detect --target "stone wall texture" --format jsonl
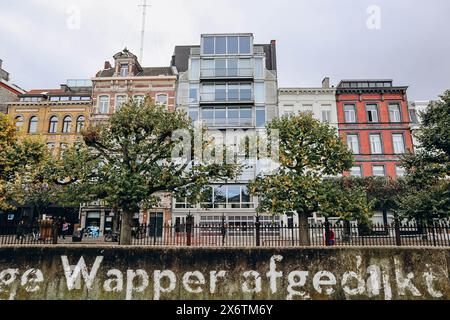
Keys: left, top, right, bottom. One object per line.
{"left": 0, "top": 246, "right": 448, "bottom": 300}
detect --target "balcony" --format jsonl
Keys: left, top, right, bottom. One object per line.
{"left": 201, "top": 107, "right": 254, "bottom": 128}
{"left": 200, "top": 68, "right": 254, "bottom": 79}
{"left": 200, "top": 92, "right": 254, "bottom": 104}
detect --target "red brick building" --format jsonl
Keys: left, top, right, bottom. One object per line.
{"left": 336, "top": 80, "right": 413, "bottom": 178}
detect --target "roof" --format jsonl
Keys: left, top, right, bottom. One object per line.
{"left": 96, "top": 66, "right": 174, "bottom": 78}
{"left": 26, "top": 89, "right": 65, "bottom": 95}
{"left": 0, "top": 79, "right": 26, "bottom": 95}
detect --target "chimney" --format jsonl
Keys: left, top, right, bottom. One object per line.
{"left": 322, "top": 77, "right": 330, "bottom": 88}
{"left": 270, "top": 40, "right": 277, "bottom": 71}
{"left": 104, "top": 61, "right": 112, "bottom": 69}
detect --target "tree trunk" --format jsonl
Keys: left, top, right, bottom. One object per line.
{"left": 298, "top": 212, "right": 310, "bottom": 246}
{"left": 120, "top": 211, "right": 132, "bottom": 245}
{"left": 113, "top": 208, "right": 120, "bottom": 233}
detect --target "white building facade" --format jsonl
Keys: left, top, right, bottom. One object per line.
{"left": 278, "top": 78, "right": 338, "bottom": 128}
{"left": 408, "top": 100, "right": 430, "bottom": 150}
{"left": 170, "top": 33, "right": 282, "bottom": 227}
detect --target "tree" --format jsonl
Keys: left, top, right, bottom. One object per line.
{"left": 0, "top": 114, "right": 46, "bottom": 211}
{"left": 47, "top": 98, "right": 241, "bottom": 245}
{"left": 249, "top": 113, "right": 365, "bottom": 245}
{"left": 399, "top": 90, "right": 450, "bottom": 221}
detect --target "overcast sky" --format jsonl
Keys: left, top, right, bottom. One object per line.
{"left": 1, "top": 0, "right": 449, "bottom": 100}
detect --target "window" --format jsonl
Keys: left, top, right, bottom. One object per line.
{"left": 239, "top": 59, "right": 251, "bottom": 77}
{"left": 203, "top": 37, "right": 215, "bottom": 54}
{"left": 227, "top": 36, "right": 239, "bottom": 54}
{"left": 28, "top": 116, "right": 38, "bottom": 133}
{"left": 283, "top": 105, "right": 294, "bottom": 117}
{"left": 98, "top": 96, "right": 109, "bottom": 114}
{"left": 215, "top": 59, "right": 227, "bottom": 77}
{"left": 203, "top": 35, "right": 252, "bottom": 55}
{"left": 205, "top": 185, "right": 254, "bottom": 209}
{"left": 49, "top": 116, "right": 58, "bottom": 133}
{"left": 115, "top": 95, "right": 127, "bottom": 111}
{"left": 50, "top": 97, "right": 60, "bottom": 102}
{"left": 350, "top": 166, "right": 362, "bottom": 177}
{"left": 366, "top": 104, "right": 379, "bottom": 123}
{"left": 189, "top": 84, "right": 199, "bottom": 104}
{"left": 254, "top": 82, "right": 265, "bottom": 104}
{"left": 239, "top": 36, "right": 251, "bottom": 54}
{"left": 120, "top": 64, "right": 129, "bottom": 77}
{"left": 347, "top": 135, "right": 360, "bottom": 154}
{"left": 254, "top": 58, "right": 264, "bottom": 78}
{"left": 372, "top": 165, "right": 386, "bottom": 177}
{"left": 134, "top": 95, "right": 145, "bottom": 106}
{"left": 344, "top": 104, "right": 356, "bottom": 123}
{"left": 396, "top": 166, "right": 406, "bottom": 177}
{"left": 409, "top": 109, "right": 419, "bottom": 124}
{"left": 15, "top": 116, "right": 24, "bottom": 128}
{"left": 189, "top": 107, "right": 199, "bottom": 123}
{"left": 392, "top": 134, "right": 405, "bottom": 154}
{"left": 190, "top": 59, "right": 200, "bottom": 80}
{"left": 156, "top": 94, "right": 168, "bottom": 107}
{"left": 76, "top": 116, "right": 85, "bottom": 133}
{"left": 201, "top": 107, "right": 253, "bottom": 127}
{"left": 370, "top": 134, "right": 383, "bottom": 154}
{"left": 60, "top": 97, "right": 70, "bottom": 101}
{"left": 201, "top": 83, "right": 253, "bottom": 102}
{"left": 389, "top": 104, "right": 401, "bottom": 123}
{"left": 322, "top": 110, "right": 331, "bottom": 123}
{"left": 256, "top": 107, "right": 266, "bottom": 128}
{"left": 62, "top": 116, "right": 72, "bottom": 133}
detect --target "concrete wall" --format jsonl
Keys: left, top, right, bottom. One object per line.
{"left": 0, "top": 246, "right": 448, "bottom": 300}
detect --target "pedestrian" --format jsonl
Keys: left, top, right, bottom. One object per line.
{"left": 329, "top": 229, "right": 335, "bottom": 246}
{"left": 62, "top": 219, "right": 70, "bottom": 240}
{"left": 16, "top": 219, "right": 25, "bottom": 240}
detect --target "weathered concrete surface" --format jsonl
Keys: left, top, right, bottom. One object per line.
{"left": 0, "top": 246, "right": 448, "bottom": 300}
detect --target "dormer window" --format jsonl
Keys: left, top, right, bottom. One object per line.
{"left": 120, "top": 63, "right": 129, "bottom": 77}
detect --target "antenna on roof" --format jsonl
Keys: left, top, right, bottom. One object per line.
{"left": 138, "top": 0, "right": 151, "bottom": 64}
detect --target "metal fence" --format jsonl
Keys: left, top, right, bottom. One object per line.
{"left": 131, "top": 220, "right": 450, "bottom": 248}
{"left": 1, "top": 220, "right": 449, "bottom": 247}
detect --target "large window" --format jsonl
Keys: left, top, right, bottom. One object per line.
{"left": 28, "top": 116, "right": 38, "bottom": 133}
{"left": 188, "top": 107, "right": 199, "bottom": 123}
{"left": 76, "top": 116, "right": 85, "bottom": 133}
{"left": 201, "top": 58, "right": 252, "bottom": 78}
{"left": 15, "top": 116, "right": 24, "bottom": 129}
{"left": 322, "top": 110, "right": 331, "bottom": 123}
{"left": 200, "top": 185, "right": 254, "bottom": 209}
{"left": 120, "top": 64, "right": 129, "bottom": 77}
{"left": 344, "top": 104, "right": 356, "bottom": 123}
{"left": 254, "top": 82, "right": 265, "bottom": 104}
{"left": 189, "top": 84, "right": 199, "bottom": 104}
{"left": 256, "top": 107, "right": 266, "bottom": 128}
{"left": 254, "top": 57, "right": 264, "bottom": 78}
{"left": 350, "top": 166, "right": 363, "bottom": 177}
{"left": 49, "top": 116, "right": 58, "bottom": 133}
{"left": 190, "top": 59, "right": 200, "bottom": 80}
{"left": 366, "top": 104, "right": 379, "bottom": 123}
{"left": 202, "top": 35, "right": 252, "bottom": 55}
{"left": 115, "top": 95, "right": 127, "bottom": 111}
{"left": 389, "top": 104, "right": 402, "bottom": 123}
{"left": 347, "top": 134, "right": 360, "bottom": 154}
{"left": 201, "top": 83, "right": 252, "bottom": 102}
{"left": 370, "top": 134, "right": 383, "bottom": 154}
{"left": 156, "top": 94, "right": 168, "bottom": 107}
{"left": 98, "top": 96, "right": 109, "bottom": 114}
{"left": 392, "top": 134, "right": 405, "bottom": 154}
{"left": 201, "top": 107, "right": 252, "bottom": 127}
{"left": 372, "top": 165, "right": 386, "bottom": 177}
{"left": 62, "top": 116, "right": 72, "bottom": 133}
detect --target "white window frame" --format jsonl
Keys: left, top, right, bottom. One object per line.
{"left": 370, "top": 134, "right": 383, "bottom": 155}
{"left": 98, "top": 95, "right": 110, "bottom": 114}
{"left": 392, "top": 134, "right": 406, "bottom": 154}
{"left": 347, "top": 134, "right": 360, "bottom": 154}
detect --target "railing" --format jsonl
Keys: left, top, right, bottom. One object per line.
{"left": 131, "top": 220, "right": 450, "bottom": 247}
{"left": 200, "top": 68, "right": 254, "bottom": 78}
{"left": 201, "top": 118, "right": 253, "bottom": 127}
{"left": 0, "top": 223, "right": 56, "bottom": 245}
{"left": 200, "top": 92, "right": 253, "bottom": 103}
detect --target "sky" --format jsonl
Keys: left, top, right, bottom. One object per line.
{"left": 0, "top": 0, "right": 449, "bottom": 101}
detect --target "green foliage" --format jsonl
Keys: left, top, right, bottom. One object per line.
{"left": 0, "top": 114, "right": 46, "bottom": 210}
{"left": 249, "top": 113, "right": 370, "bottom": 223}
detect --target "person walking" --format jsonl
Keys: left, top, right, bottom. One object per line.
{"left": 61, "top": 219, "right": 70, "bottom": 240}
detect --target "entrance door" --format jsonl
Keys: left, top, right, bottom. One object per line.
{"left": 148, "top": 213, "right": 164, "bottom": 237}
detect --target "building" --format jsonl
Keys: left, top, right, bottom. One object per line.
{"left": 336, "top": 80, "right": 413, "bottom": 178}
{"left": 7, "top": 80, "right": 92, "bottom": 155}
{"left": 278, "top": 77, "right": 338, "bottom": 128}
{"left": 0, "top": 59, "right": 25, "bottom": 113}
{"left": 90, "top": 48, "right": 177, "bottom": 124}
{"left": 80, "top": 48, "right": 177, "bottom": 234}
{"left": 408, "top": 100, "right": 430, "bottom": 149}
{"left": 5, "top": 80, "right": 92, "bottom": 225}
{"left": 170, "top": 33, "right": 279, "bottom": 227}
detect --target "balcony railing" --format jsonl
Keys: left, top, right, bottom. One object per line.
{"left": 200, "top": 92, "right": 253, "bottom": 103}
{"left": 202, "top": 118, "right": 253, "bottom": 127}
{"left": 200, "top": 68, "right": 254, "bottom": 78}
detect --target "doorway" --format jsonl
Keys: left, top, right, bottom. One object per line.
{"left": 148, "top": 212, "right": 164, "bottom": 237}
